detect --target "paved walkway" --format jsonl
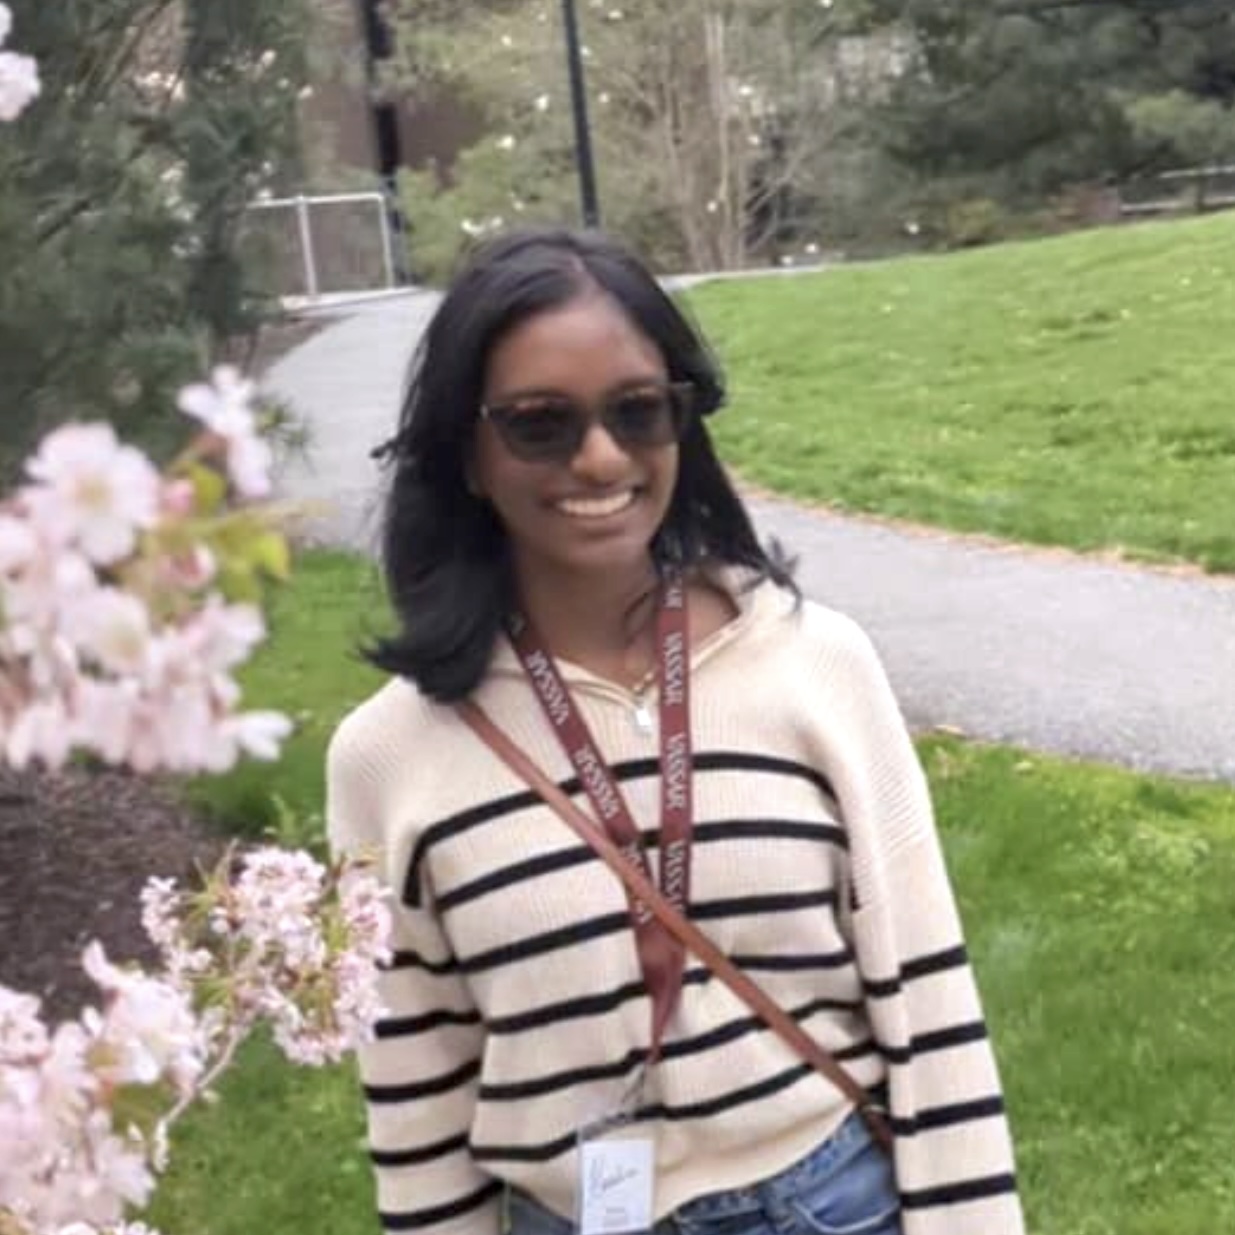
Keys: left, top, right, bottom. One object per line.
{"left": 266, "top": 290, "right": 1235, "bottom": 784}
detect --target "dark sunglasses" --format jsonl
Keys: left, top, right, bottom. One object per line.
{"left": 480, "top": 380, "right": 696, "bottom": 464}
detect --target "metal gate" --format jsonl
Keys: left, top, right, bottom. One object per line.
{"left": 243, "top": 191, "right": 400, "bottom": 302}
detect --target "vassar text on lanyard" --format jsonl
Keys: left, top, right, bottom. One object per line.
{"left": 507, "top": 574, "right": 693, "bottom": 1064}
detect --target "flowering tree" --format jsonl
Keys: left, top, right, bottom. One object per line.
{"left": 393, "top": 0, "right": 884, "bottom": 277}
{"left": 0, "top": 16, "right": 389, "bottom": 1235}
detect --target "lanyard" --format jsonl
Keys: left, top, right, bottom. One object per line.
{"left": 507, "top": 575, "right": 693, "bottom": 1064}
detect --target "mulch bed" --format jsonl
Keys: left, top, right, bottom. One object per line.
{"left": 0, "top": 768, "right": 226, "bottom": 1021}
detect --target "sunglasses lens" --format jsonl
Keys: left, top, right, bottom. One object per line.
{"left": 495, "top": 400, "right": 580, "bottom": 461}
{"left": 608, "top": 387, "right": 681, "bottom": 446}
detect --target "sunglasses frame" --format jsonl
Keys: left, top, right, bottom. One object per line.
{"left": 479, "top": 379, "right": 697, "bottom": 464}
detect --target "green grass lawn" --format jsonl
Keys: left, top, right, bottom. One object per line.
{"left": 185, "top": 549, "right": 387, "bottom": 848}
{"left": 690, "top": 211, "right": 1235, "bottom": 571}
{"left": 162, "top": 554, "right": 1235, "bottom": 1235}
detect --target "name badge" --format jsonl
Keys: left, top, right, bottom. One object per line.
{"left": 577, "top": 1136, "right": 655, "bottom": 1235}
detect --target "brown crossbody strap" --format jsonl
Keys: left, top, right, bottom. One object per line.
{"left": 456, "top": 699, "right": 894, "bottom": 1155}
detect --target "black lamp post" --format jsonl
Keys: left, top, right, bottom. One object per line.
{"left": 561, "top": 0, "right": 601, "bottom": 228}
{"left": 358, "top": 0, "right": 411, "bottom": 282}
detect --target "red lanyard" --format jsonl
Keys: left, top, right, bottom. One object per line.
{"left": 507, "top": 575, "right": 693, "bottom": 1063}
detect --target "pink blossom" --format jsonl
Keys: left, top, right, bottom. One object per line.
{"left": 37, "top": 1021, "right": 97, "bottom": 1127}
{"left": 0, "top": 49, "right": 39, "bottom": 121}
{"left": 187, "top": 596, "right": 266, "bottom": 673}
{"left": 23, "top": 425, "right": 161, "bottom": 566}
{"left": 162, "top": 545, "right": 216, "bottom": 591}
{"left": 6, "top": 696, "right": 73, "bottom": 769}
{"left": 0, "top": 987, "right": 48, "bottom": 1064}
{"left": 2, "top": 547, "right": 96, "bottom": 648}
{"left": 138, "top": 879, "right": 181, "bottom": 956}
{"left": 81, "top": 944, "right": 205, "bottom": 1094}
{"left": 158, "top": 479, "right": 195, "bottom": 518}
{"left": 177, "top": 367, "right": 273, "bottom": 499}
{"left": 70, "top": 680, "right": 141, "bottom": 767}
{"left": 63, "top": 589, "right": 154, "bottom": 677}
{"left": 0, "top": 513, "right": 37, "bottom": 574}
{"left": 223, "top": 710, "right": 293, "bottom": 761}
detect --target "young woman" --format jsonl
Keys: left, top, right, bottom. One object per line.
{"left": 327, "top": 228, "right": 1024, "bottom": 1235}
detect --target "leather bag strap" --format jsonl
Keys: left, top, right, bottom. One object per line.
{"left": 456, "top": 698, "right": 894, "bottom": 1155}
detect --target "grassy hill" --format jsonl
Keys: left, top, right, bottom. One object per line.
{"left": 691, "top": 212, "right": 1235, "bottom": 571}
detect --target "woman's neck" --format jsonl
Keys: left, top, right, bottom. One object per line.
{"left": 514, "top": 554, "right": 661, "bottom": 679}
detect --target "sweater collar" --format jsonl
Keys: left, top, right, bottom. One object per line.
{"left": 486, "top": 567, "right": 789, "bottom": 689}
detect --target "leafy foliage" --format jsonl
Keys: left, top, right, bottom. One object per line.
{"left": 392, "top": 0, "right": 888, "bottom": 279}
{"left": 863, "top": 0, "right": 1235, "bottom": 201}
{"left": 0, "top": 0, "right": 310, "bottom": 478}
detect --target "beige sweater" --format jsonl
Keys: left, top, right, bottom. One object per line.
{"left": 327, "top": 578, "right": 1024, "bottom": 1235}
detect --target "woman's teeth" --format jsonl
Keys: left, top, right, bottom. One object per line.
{"left": 557, "top": 490, "right": 636, "bottom": 519}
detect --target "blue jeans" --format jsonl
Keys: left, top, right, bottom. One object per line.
{"left": 508, "top": 1111, "right": 902, "bottom": 1235}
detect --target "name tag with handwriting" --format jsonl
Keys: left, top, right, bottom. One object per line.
{"left": 577, "top": 1137, "right": 654, "bottom": 1235}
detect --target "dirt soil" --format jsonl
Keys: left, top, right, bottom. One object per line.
{"left": 0, "top": 767, "right": 226, "bottom": 1021}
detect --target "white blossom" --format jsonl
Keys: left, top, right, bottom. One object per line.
{"left": 0, "top": 6, "right": 39, "bottom": 123}
{"left": 23, "top": 425, "right": 162, "bottom": 566}
{"left": 177, "top": 366, "right": 273, "bottom": 499}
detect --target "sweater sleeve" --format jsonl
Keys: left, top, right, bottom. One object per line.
{"left": 326, "top": 717, "right": 502, "bottom": 1235}
{"left": 813, "top": 615, "right": 1025, "bottom": 1235}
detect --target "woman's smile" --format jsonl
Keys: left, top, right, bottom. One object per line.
{"left": 554, "top": 488, "right": 640, "bottom": 519}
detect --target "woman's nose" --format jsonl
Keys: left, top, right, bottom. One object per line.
{"left": 569, "top": 420, "right": 630, "bottom": 482}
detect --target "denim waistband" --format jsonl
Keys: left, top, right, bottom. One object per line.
{"left": 507, "top": 1107, "right": 879, "bottom": 1234}
{"left": 673, "top": 1109, "right": 873, "bottom": 1223}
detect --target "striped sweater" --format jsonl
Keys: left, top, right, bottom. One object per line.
{"left": 326, "top": 577, "right": 1024, "bottom": 1235}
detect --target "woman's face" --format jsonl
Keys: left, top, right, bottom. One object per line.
{"left": 470, "top": 294, "right": 680, "bottom": 588}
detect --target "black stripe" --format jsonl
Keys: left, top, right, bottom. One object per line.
{"left": 911, "top": 1020, "right": 989, "bottom": 1055}
{"left": 405, "top": 754, "right": 837, "bottom": 904}
{"left": 481, "top": 1046, "right": 647, "bottom": 1100}
{"left": 695, "top": 818, "right": 846, "bottom": 849}
{"left": 666, "top": 998, "right": 866, "bottom": 1064}
{"left": 457, "top": 912, "right": 630, "bottom": 973}
{"left": 693, "top": 889, "right": 836, "bottom": 920}
{"left": 382, "top": 950, "right": 457, "bottom": 976}
{"left": 364, "top": 1059, "right": 480, "bottom": 1103}
{"left": 650, "top": 1060, "right": 815, "bottom": 1121}
{"left": 374, "top": 1007, "right": 482, "bottom": 1039}
{"left": 900, "top": 1172, "right": 1018, "bottom": 1210}
{"left": 437, "top": 845, "right": 596, "bottom": 913}
{"left": 732, "top": 947, "right": 854, "bottom": 972}
{"left": 692, "top": 752, "right": 836, "bottom": 800}
{"left": 437, "top": 818, "right": 848, "bottom": 914}
{"left": 404, "top": 786, "right": 573, "bottom": 905}
{"left": 380, "top": 1181, "right": 503, "bottom": 1230}
{"left": 486, "top": 968, "right": 712, "bottom": 1035}
{"left": 480, "top": 996, "right": 865, "bottom": 1100}
{"left": 460, "top": 888, "right": 834, "bottom": 975}
{"left": 890, "top": 1095, "right": 1006, "bottom": 1137}
{"left": 474, "top": 1062, "right": 820, "bottom": 1163}
{"left": 864, "top": 944, "right": 969, "bottom": 998}
{"left": 881, "top": 1020, "right": 989, "bottom": 1065}
{"left": 903, "top": 944, "right": 969, "bottom": 981}
{"left": 370, "top": 1131, "right": 470, "bottom": 1168}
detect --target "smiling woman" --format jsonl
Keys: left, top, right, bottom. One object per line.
{"left": 329, "top": 227, "right": 1025, "bottom": 1235}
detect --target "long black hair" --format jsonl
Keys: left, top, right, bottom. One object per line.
{"left": 366, "top": 226, "right": 796, "bottom": 701}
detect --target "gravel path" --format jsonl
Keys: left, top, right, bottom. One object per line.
{"left": 266, "top": 290, "right": 1235, "bottom": 784}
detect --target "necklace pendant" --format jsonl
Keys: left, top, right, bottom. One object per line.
{"left": 632, "top": 699, "right": 654, "bottom": 735}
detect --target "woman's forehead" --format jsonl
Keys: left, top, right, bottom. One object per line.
{"left": 484, "top": 296, "right": 666, "bottom": 396}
